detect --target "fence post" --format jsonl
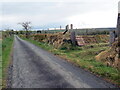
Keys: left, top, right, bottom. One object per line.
{"left": 109, "top": 31, "right": 115, "bottom": 46}
{"left": 60, "top": 26, "right": 61, "bottom": 30}
{"left": 71, "top": 24, "right": 73, "bottom": 30}
{"left": 117, "top": 2, "right": 120, "bottom": 58}
{"left": 63, "top": 25, "right": 69, "bottom": 34}
{"left": 70, "top": 24, "right": 76, "bottom": 45}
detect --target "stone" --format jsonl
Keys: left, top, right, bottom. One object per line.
{"left": 114, "top": 54, "right": 120, "bottom": 68}
{"left": 109, "top": 31, "right": 115, "bottom": 46}
{"left": 116, "top": 11, "right": 120, "bottom": 58}
{"left": 70, "top": 31, "right": 76, "bottom": 45}
{"left": 70, "top": 24, "right": 76, "bottom": 45}
{"left": 70, "top": 24, "right": 73, "bottom": 30}
{"left": 116, "top": 13, "right": 120, "bottom": 38}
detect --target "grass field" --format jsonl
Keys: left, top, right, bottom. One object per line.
{"left": 22, "top": 37, "right": 120, "bottom": 86}
{"left": 2, "top": 36, "right": 14, "bottom": 87}
{"left": 34, "top": 28, "right": 114, "bottom": 35}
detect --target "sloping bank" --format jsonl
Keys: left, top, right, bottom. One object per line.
{"left": 2, "top": 36, "right": 14, "bottom": 88}
{"left": 21, "top": 36, "right": 120, "bottom": 87}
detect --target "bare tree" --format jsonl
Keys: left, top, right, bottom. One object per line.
{"left": 18, "top": 21, "right": 31, "bottom": 38}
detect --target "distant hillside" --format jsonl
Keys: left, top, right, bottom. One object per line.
{"left": 75, "top": 28, "right": 116, "bottom": 35}
{"left": 35, "top": 28, "right": 116, "bottom": 35}
{"left": 77, "top": 27, "right": 116, "bottom": 31}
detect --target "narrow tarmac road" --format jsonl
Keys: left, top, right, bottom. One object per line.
{"left": 10, "top": 36, "right": 116, "bottom": 88}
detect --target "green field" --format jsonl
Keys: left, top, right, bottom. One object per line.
{"left": 22, "top": 37, "right": 120, "bottom": 86}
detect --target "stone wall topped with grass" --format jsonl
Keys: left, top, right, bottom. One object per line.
{"left": 95, "top": 38, "right": 120, "bottom": 69}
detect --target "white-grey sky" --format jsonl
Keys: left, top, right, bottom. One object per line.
{"left": 0, "top": 0, "right": 119, "bottom": 30}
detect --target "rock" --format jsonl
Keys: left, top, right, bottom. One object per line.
{"left": 114, "top": 54, "right": 119, "bottom": 67}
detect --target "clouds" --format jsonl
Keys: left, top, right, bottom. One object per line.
{"left": 0, "top": 0, "right": 119, "bottom": 30}
{"left": 67, "top": 10, "right": 117, "bottom": 28}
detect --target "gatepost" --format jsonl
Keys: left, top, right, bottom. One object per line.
{"left": 118, "top": 2, "right": 120, "bottom": 58}
{"left": 109, "top": 31, "right": 115, "bottom": 46}
{"left": 63, "top": 25, "right": 69, "bottom": 34}
{"left": 70, "top": 24, "right": 76, "bottom": 45}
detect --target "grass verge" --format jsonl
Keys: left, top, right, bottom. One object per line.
{"left": 22, "top": 37, "right": 120, "bottom": 87}
{"left": 0, "top": 39, "right": 2, "bottom": 89}
{"left": 2, "top": 36, "right": 14, "bottom": 88}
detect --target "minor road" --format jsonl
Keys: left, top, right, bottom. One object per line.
{"left": 10, "top": 36, "right": 116, "bottom": 88}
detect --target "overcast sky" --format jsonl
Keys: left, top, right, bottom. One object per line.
{"left": 0, "top": 0, "right": 119, "bottom": 30}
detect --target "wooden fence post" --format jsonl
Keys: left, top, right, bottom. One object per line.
{"left": 63, "top": 25, "right": 69, "bottom": 34}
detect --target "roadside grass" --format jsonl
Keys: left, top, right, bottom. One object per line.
{"left": 2, "top": 36, "right": 14, "bottom": 87}
{"left": 0, "top": 39, "right": 2, "bottom": 88}
{"left": 22, "top": 37, "right": 120, "bottom": 86}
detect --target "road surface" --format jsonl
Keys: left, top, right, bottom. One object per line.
{"left": 9, "top": 36, "right": 116, "bottom": 88}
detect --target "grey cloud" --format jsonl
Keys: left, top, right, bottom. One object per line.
{"left": 2, "top": 2, "right": 112, "bottom": 16}
{"left": 0, "top": 0, "right": 119, "bottom": 30}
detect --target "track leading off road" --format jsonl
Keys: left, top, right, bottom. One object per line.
{"left": 10, "top": 36, "right": 116, "bottom": 88}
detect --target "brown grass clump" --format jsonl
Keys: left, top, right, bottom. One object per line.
{"left": 29, "top": 32, "right": 71, "bottom": 49}
{"left": 78, "top": 35, "right": 109, "bottom": 45}
{"left": 94, "top": 35, "right": 109, "bottom": 43}
{"left": 30, "top": 34, "right": 47, "bottom": 42}
{"left": 44, "top": 32, "right": 71, "bottom": 48}
{"left": 95, "top": 39, "right": 120, "bottom": 69}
